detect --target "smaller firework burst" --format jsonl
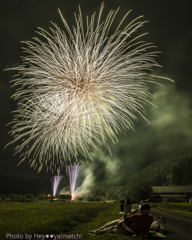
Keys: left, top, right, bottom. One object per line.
{"left": 67, "top": 163, "right": 81, "bottom": 200}
{"left": 50, "top": 175, "right": 64, "bottom": 197}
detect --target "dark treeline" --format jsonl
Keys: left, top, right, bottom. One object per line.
{"left": 1, "top": 154, "right": 192, "bottom": 203}
{"left": 0, "top": 193, "right": 71, "bottom": 202}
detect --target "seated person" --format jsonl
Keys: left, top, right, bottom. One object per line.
{"left": 120, "top": 200, "right": 125, "bottom": 212}
{"left": 124, "top": 198, "right": 132, "bottom": 214}
{"left": 89, "top": 203, "right": 153, "bottom": 237}
{"left": 121, "top": 203, "right": 153, "bottom": 235}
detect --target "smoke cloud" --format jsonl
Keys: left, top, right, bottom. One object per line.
{"left": 75, "top": 166, "right": 95, "bottom": 199}
{"left": 76, "top": 82, "right": 192, "bottom": 195}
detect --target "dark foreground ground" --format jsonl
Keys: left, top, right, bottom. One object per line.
{"left": 150, "top": 208, "right": 192, "bottom": 240}
{"left": 1, "top": 201, "right": 192, "bottom": 240}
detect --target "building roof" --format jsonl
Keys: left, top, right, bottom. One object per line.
{"left": 152, "top": 186, "right": 192, "bottom": 193}
{"left": 160, "top": 195, "right": 189, "bottom": 198}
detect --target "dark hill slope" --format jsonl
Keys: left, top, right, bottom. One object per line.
{"left": 126, "top": 153, "right": 192, "bottom": 189}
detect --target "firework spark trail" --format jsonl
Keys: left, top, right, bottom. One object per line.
{"left": 6, "top": 3, "right": 172, "bottom": 172}
{"left": 67, "top": 163, "right": 81, "bottom": 200}
{"left": 50, "top": 175, "right": 64, "bottom": 197}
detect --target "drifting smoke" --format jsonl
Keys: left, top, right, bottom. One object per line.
{"left": 6, "top": 3, "right": 171, "bottom": 172}
{"left": 75, "top": 166, "right": 95, "bottom": 199}
{"left": 75, "top": 83, "right": 192, "bottom": 193}
{"left": 148, "top": 84, "right": 192, "bottom": 158}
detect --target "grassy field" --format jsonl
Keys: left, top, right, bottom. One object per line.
{"left": 0, "top": 201, "right": 143, "bottom": 240}
{"left": 151, "top": 202, "right": 192, "bottom": 216}
{"left": 2, "top": 200, "right": 191, "bottom": 240}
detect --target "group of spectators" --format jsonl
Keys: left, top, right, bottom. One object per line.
{"left": 120, "top": 198, "right": 132, "bottom": 214}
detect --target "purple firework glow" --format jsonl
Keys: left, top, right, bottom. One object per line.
{"left": 50, "top": 175, "right": 64, "bottom": 197}
{"left": 67, "top": 163, "right": 81, "bottom": 200}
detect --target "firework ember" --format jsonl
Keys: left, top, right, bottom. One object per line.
{"left": 6, "top": 3, "right": 172, "bottom": 172}
{"left": 67, "top": 163, "right": 81, "bottom": 200}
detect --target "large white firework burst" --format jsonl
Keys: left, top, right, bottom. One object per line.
{"left": 7, "top": 3, "right": 171, "bottom": 172}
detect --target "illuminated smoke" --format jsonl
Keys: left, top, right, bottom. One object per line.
{"left": 6, "top": 3, "right": 172, "bottom": 172}
{"left": 67, "top": 163, "right": 81, "bottom": 200}
{"left": 50, "top": 175, "right": 64, "bottom": 197}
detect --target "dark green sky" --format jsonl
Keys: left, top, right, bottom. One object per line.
{"left": 0, "top": 0, "right": 191, "bottom": 195}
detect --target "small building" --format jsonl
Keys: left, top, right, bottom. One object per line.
{"left": 152, "top": 186, "right": 192, "bottom": 202}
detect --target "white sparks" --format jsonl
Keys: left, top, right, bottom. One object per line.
{"left": 6, "top": 3, "right": 172, "bottom": 172}
{"left": 67, "top": 163, "right": 81, "bottom": 200}
{"left": 50, "top": 175, "right": 64, "bottom": 197}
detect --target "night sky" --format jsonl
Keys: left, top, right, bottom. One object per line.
{"left": 0, "top": 0, "right": 191, "bottom": 195}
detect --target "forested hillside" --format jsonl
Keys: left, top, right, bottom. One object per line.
{"left": 84, "top": 153, "right": 192, "bottom": 201}
{"left": 127, "top": 153, "right": 192, "bottom": 190}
